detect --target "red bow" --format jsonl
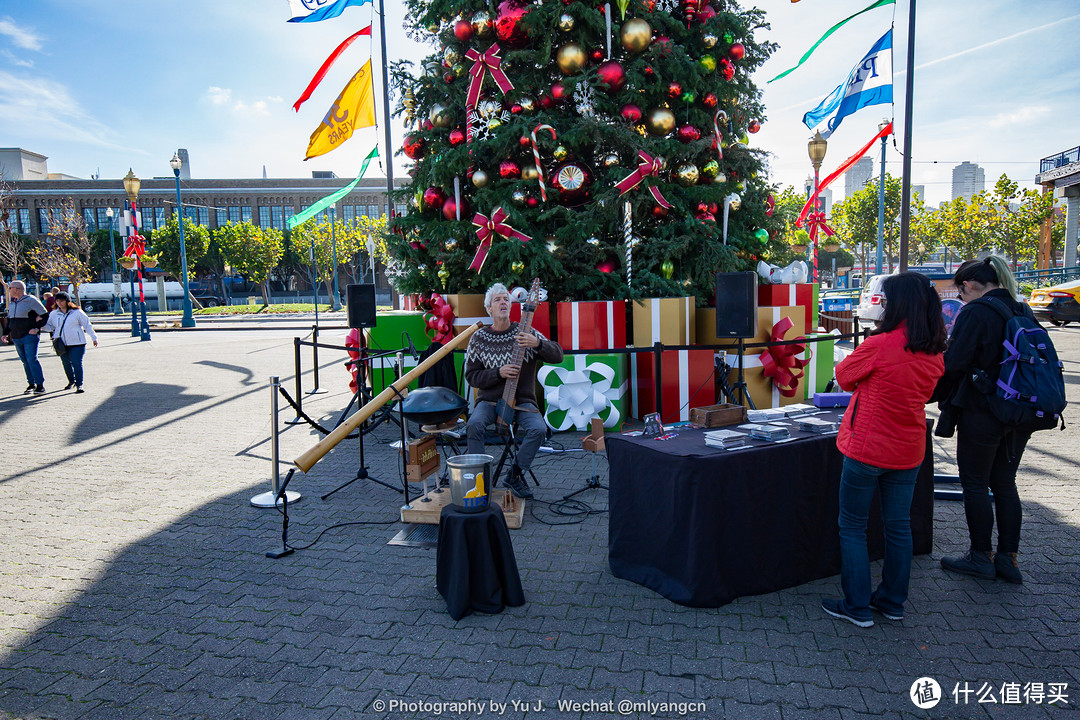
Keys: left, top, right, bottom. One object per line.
{"left": 424, "top": 293, "right": 456, "bottom": 344}
{"left": 123, "top": 233, "right": 146, "bottom": 258}
{"left": 615, "top": 151, "right": 672, "bottom": 209}
{"left": 465, "top": 44, "right": 514, "bottom": 142}
{"left": 469, "top": 207, "right": 532, "bottom": 273}
{"left": 805, "top": 210, "right": 835, "bottom": 244}
{"left": 759, "top": 316, "right": 812, "bottom": 398}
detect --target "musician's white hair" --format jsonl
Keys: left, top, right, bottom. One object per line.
{"left": 484, "top": 283, "right": 509, "bottom": 314}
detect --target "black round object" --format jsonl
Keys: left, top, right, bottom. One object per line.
{"left": 400, "top": 386, "right": 468, "bottom": 425}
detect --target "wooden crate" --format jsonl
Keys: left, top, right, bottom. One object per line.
{"left": 403, "top": 436, "right": 440, "bottom": 483}
{"left": 399, "top": 488, "right": 525, "bottom": 529}
{"left": 689, "top": 403, "right": 747, "bottom": 428}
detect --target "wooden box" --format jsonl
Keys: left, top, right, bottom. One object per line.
{"left": 689, "top": 403, "right": 747, "bottom": 428}
{"left": 403, "top": 436, "right": 440, "bottom": 482}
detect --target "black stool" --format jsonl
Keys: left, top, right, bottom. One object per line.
{"left": 437, "top": 504, "right": 525, "bottom": 620}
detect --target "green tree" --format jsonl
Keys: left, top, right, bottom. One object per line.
{"left": 831, "top": 173, "right": 903, "bottom": 272}
{"left": 286, "top": 217, "right": 358, "bottom": 304}
{"left": 935, "top": 194, "right": 993, "bottom": 262}
{"left": 151, "top": 212, "right": 211, "bottom": 280}
{"left": 347, "top": 214, "right": 388, "bottom": 284}
{"left": 215, "top": 221, "right": 285, "bottom": 305}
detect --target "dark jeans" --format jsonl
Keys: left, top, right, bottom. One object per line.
{"left": 13, "top": 334, "right": 44, "bottom": 386}
{"left": 59, "top": 344, "right": 87, "bottom": 387}
{"left": 467, "top": 401, "right": 546, "bottom": 471}
{"left": 956, "top": 410, "right": 1030, "bottom": 554}
{"left": 838, "top": 457, "right": 920, "bottom": 621}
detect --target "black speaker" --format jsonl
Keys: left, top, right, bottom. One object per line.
{"left": 714, "top": 271, "right": 757, "bottom": 339}
{"left": 346, "top": 283, "right": 377, "bottom": 329}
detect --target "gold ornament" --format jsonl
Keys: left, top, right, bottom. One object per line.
{"left": 521, "top": 165, "right": 539, "bottom": 181}
{"left": 511, "top": 260, "right": 526, "bottom": 274}
{"left": 699, "top": 56, "right": 716, "bottom": 73}
{"left": 438, "top": 267, "right": 450, "bottom": 287}
{"left": 674, "top": 163, "right": 699, "bottom": 186}
{"left": 444, "top": 238, "right": 459, "bottom": 251}
{"left": 557, "top": 12, "right": 575, "bottom": 31}
{"left": 621, "top": 18, "right": 653, "bottom": 53}
{"left": 511, "top": 190, "right": 528, "bottom": 206}
{"left": 443, "top": 46, "right": 461, "bottom": 65}
{"left": 702, "top": 33, "right": 718, "bottom": 49}
{"left": 471, "top": 11, "right": 492, "bottom": 37}
{"left": 477, "top": 97, "right": 501, "bottom": 119}
{"left": 556, "top": 43, "right": 587, "bottom": 75}
{"left": 429, "top": 103, "right": 452, "bottom": 128}
{"left": 451, "top": 63, "right": 465, "bottom": 78}
{"left": 487, "top": 118, "right": 503, "bottom": 130}
{"left": 472, "top": 169, "right": 490, "bottom": 187}
{"left": 403, "top": 88, "right": 417, "bottom": 124}
{"left": 701, "top": 160, "right": 720, "bottom": 179}
{"left": 553, "top": 145, "right": 569, "bottom": 162}
{"left": 517, "top": 95, "right": 536, "bottom": 114}
{"left": 603, "top": 153, "right": 620, "bottom": 168}
{"left": 645, "top": 108, "right": 676, "bottom": 136}
{"left": 682, "top": 279, "right": 693, "bottom": 288}
{"left": 728, "top": 193, "right": 742, "bottom": 211}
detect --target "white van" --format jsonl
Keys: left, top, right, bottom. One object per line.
{"left": 77, "top": 281, "right": 185, "bottom": 313}
{"left": 857, "top": 274, "right": 889, "bottom": 332}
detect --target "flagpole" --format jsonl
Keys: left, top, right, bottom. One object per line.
{"left": 378, "top": 0, "right": 394, "bottom": 226}
{"left": 898, "top": 0, "right": 916, "bottom": 271}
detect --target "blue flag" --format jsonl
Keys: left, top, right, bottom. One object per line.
{"left": 287, "top": 0, "right": 372, "bottom": 23}
{"left": 803, "top": 29, "right": 893, "bottom": 138}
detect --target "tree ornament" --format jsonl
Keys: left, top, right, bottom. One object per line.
{"left": 521, "top": 165, "right": 539, "bottom": 181}
{"left": 472, "top": 169, "right": 490, "bottom": 187}
{"left": 423, "top": 186, "right": 447, "bottom": 211}
{"left": 442, "top": 197, "right": 470, "bottom": 221}
{"left": 550, "top": 81, "right": 569, "bottom": 103}
{"left": 499, "top": 160, "right": 522, "bottom": 179}
{"left": 422, "top": 119, "right": 434, "bottom": 131}
{"left": 403, "top": 134, "right": 426, "bottom": 160}
{"left": 715, "top": 108, "right": 729, "bottom": 124}
{"left": 620, "top": 18, "right": 653, "bottom": 52}
{"left": 667, "top": 81, "right": 682, "bottom": 98}
{"left": 511, "top": 260, "right": 526, "bottom": 274}
{"left": 551, "top": 145, "right": 569, "bottom": 162}
{"left": 438, "top": 267, "right": 450, "bottom": 287}
{"left": 551, "top": 161, "right": 593, "bottom": 206}
{"left": 682, "top": 279, "right": 693, "bottom": 288}
{"left": 699, "top": 55, "right": 716, "bottom": 73}
{"left": 445, "top": 237, "right": 459, "bottom": 251}
{"left": 427, "top": 23, "right": 440, "bottom": 34}
{"left": 520, "top": 135, "right": 532, "bottom": 148}
{"left": 654, "top": 35, "right": 673, "bottom": 56}
{"left": 723, "top": 31, "right": 734, "bottom": 44}
{"left": 477, "top": 97, "right": 502, "bottom": 119}
{"left": 702, "top": 32, "right": 718, "bottom": 49}
{"left": 694, "top": 202, "right": 715, "bottom": 221}
{"left": 676, "top": 124, "right": 701, "bottom": 143}
{"left": 495, "top": 0, "right": 531, "bottom": 47}
{"left": 403, "top": 87, "right": 417, "bottom": 124}
{"left": 727, "top": 193, "right": 741, "bottom": 211}
{"left": 444, "top": 72, "right": 456, "bottom": 84}
{"left": 487, "top": 117, "right": 503, "bottom": 131}
{"left": 681, "top": 91, "right": 696, "bottom": 104}
{"left": 603, "top": 153, "right": 620, "bottom": 168}
{"left": 429, "top": 103, "right": 452, "bottom": 128}
{"left": 702, "top": 92, "right": 718, "bottom": 108}
{"left": 449, "top": 129, "right": 466, "bottom": 146}
{"left": 512, "top": 190, "right": 528, "bottom": 206}
{"left": 471, "top": 10, "right": 493, "bottom": 36}
{"left": 556, "top": 42, "right": 588, "bottom": 74}
{"left": 454, "top": 19, "right": 474, "bottom": 41}
{"left": 661, "top": 259, "right": 674, "bottom": 279}
{"left": 701, "top": 159, "right": 720, "bottom": 179}
{"left": 722, "top": 62, "right": 735, "bottom": 81}
{"left": 546, "top": 239, "right": 558, "bottom": 253}
{"left": 596, "top": 259, "right": 618, "bottom": 273}
{"left": 526, "top": 196, "right": 539, "bottom": 208}
{"left": 596, "top": 60, "right": 626, "bottom": 93}
{"left": 754, "top": 228, "right": 769, "bottom": 244}
{"left": 698, "top": 4, "right": 715, "bottom": 21}
{"left": 517, "top": 95, "right": 536, "bottom": 114}
{"left": 645, "top": 108, "right": 676, "bottom": 136}
{"left": 591, "top": 49, "right": 604, "bottom": 61}
{"left": 674, "top": 163, "right": 699, "bottom": 186}
{"left": 729, "top": 42, "right": 746, "bottom": 61}
{"left": 586, "top": 236, "right": 601, "bottom": 246}
{"left": 643, "top": 65, "right": 655, "bottom": 77}
{"left": 715, "top": 172, "right": 726, "bottom": 184}
{"left": 682, "top": 0, "right": 696, "bottom": 25}
{"left": 443, "top": 46, "right": 461, "bottom": 66}
{"left": 652, "top": 204, "right": 669, "bottom": 218}
{"left": 620, "top": 103, "right": 643, "bottom": 123}
{"left": 557, "top": 12, "right": 575, "bottom": 31}
{"left": 748, "top": 120, "right": 761, "bottom": 134}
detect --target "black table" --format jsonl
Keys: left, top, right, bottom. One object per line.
{"left": 437, "top": 504, "right": 526, "bottom": 620}
{"left": 606, "top": 411, "right": 934, "bottom": 607}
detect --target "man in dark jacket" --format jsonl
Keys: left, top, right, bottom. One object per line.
{"left": 4, "top": 279, "right": 49, "bottom": 394}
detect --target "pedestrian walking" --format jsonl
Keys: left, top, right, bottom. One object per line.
{"left": 42, "top": 292, "right": 98, "bottom": 393}
{"left": 2, "top": 278, "right": 49, "bottom": 394}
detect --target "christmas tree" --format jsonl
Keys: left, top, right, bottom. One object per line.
{"left": 387, "top": 0, "right": 779, "bottom": 303}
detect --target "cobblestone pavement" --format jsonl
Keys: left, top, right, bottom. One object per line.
{"left": 0, "top": 324, "right": 1078, "bottom": 720}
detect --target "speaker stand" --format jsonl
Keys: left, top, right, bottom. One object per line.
{"left": 727, "top": 339, "right": 756, "bottom": 410}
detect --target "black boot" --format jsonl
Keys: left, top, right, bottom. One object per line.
{"left": 994, "top": 552, "right": 1023, "bottom": 584}
{"left": 941, "top": 549, "right": 995, "bottom": 580}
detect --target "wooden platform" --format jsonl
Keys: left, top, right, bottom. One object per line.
{"left": 399, "top": 487, "right": 525, "bottom": 529}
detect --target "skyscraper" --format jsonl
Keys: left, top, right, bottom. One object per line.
{"left": 844, "top": 156, "right": 874, "bottom": 198}
{"left": 804, "top": 176, "right": 833, "bottom": 215}
{"left": 951, "top": 161, "right": 985, "bottom": 201}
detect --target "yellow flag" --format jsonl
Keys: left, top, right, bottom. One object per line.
{"left": 304, "top": 60, "right": 376, "bottom": 160}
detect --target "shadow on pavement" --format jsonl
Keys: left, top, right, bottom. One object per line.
{"left": 67, "top": 383, "right": 214, "bottom": 446}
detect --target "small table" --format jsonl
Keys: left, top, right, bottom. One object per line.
{"left": 437, "top": 504, "right": 525, "bottom": 620}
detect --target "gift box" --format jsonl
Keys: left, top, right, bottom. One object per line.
{"left": 759, "top": 283, "right": 819, "bottom": 333}
{"left": 556, "top": 300, "right": 627, "bottom": 351}
{"left": 365, "top": 311, "right": 431, "bottom": 354}
{"left": 399, "top": 294, "right": 421, "bottom": 311}
{"left": 446, "top": 293, "right": 490, "bottom": 336}
{"left": 803, "top": 332, "right": 838, "bottom": 396}
{"left": 511, "top": 301, "right": 552, "bottom": 340}
{"left": 537, "top": 353, "right": 628, "bottom": 431}
{"left": 721, "top": 355, "right": 806, "bottom": 409}
{"left": 631, "top": 297, "right": 695, "bottom": 348}
{"left": 630, "top": 348, "right": 715, "bottom": 422}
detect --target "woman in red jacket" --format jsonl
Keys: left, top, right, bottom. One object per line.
{"left": 822, "top": 272, "right": 946, "bottom": 627}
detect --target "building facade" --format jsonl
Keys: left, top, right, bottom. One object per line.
{"left": 843, "top": 156, "right": 874, "bottom": 199}
{"left": 951, "top": 161, "right": 985, "bottom": 201}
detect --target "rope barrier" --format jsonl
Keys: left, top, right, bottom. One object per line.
{"left": 277, "top": 386, "right": 361, "bottom": 440}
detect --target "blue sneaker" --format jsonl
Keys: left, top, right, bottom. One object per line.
{"left": 822, "top": 598, "right": 873, "bottom": 628}
{"left": 869, "top": 600, "right": 904, "bottom": 621}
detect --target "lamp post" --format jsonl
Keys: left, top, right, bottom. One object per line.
{"left": 170, "top": 153, "right": 196, "bottom": 327}
{"left": 123, "top": 169, "right": 151, "bottom": 341}
{"left": 105, "top": 207, "right": 122, "bottom": 314}
{"left": 807, "top": 131, "right": 828, "bottom": 283}
{"left": 330, "top": 206, "right": 341, "bottom": 311}
{"left": 875, "top": 119, "right": 889, "bottom": 275}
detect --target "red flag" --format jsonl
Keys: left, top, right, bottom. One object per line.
{"left": 797, "top": 122, "right": 892, "bottom": 228}
{"left": 293, "top": 26, "right": 372, "bottom": 112}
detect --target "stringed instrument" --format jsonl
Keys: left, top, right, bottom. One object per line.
{"left": 494, "top": 278, "right": 542, "bottom": 430}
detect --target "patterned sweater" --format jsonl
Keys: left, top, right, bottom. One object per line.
{"left": 464, "top": 322, "right": 563, "bottom": 405}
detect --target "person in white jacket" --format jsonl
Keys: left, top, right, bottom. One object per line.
{"left": 41, "top": 292, "right": 98, "bottom": 393}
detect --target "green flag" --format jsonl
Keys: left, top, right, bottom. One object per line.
{"left": 287, "top": 146, "right": 380, "bottom": 229}
{"left": 767, "top": 0, "right": 895, "bottom": 84}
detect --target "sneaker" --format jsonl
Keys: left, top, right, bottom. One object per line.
{"left": 64, "top": 382, "right": 75, "bottom": 390}
{"left": 24, "top": 384, "right": 34, "bottom": 395}
{"left": 869, "top": 599, "right": 904, "bottom": 621}
{"left": 32, "top": 385, "right": 45, "bottom": 395}
{"left": 74, "top": 386, "right": 85, "bottom": 394}
{"left": 994, "top": 552, "right": 1023, "bottom": 584}
{"left": 941, "top": 550, "right": 995, "bottom": 580}
{"left": 822, "top": 598, "right": 873, "bottom": 628}
{"left": 505, "top": 469, "right": 534, "bottom": 500}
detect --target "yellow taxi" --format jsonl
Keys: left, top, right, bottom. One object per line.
{"left": 1027, "top": 279, "right": 1080, "bottom": 326}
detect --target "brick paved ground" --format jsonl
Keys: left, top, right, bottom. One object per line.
{"left": 0, "top": 321, "right": 1077, "bottom": 720}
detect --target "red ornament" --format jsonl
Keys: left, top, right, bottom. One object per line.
{"left": 644, "top": 65, "right": 655, "bottom": 77}
{"left": 676, "top": 124, "right": 701, "bottom": 143}
{"left": 655, "top": 36, "right": 673, "bottom": 56}
{"left": 422, "top": 187, "right": 447, "bottom": 211}
{"left": 403, "top": 134, "right": 426, "bottom": 160}
{"left": 667, "top": 81, "right": 682, "bottom": 98}
{"left": 444, "top": 73, "right": 456, "bottom": 84}
{"left": 591, "top": 49, "right": 604, "bottom": 62}
{"left": 422, "top": 119, "right": 434, "bottom": 131}
{"left": 748, "top": 120, "right": 761, "bottom": 134}
{"left": 538, "top": 93, "right": 553, "bottom": 110}
{"left": 550, "top": 160, "right": 594, "bottom": 206}
{"left": 454, "top": 19, "right": 474, "bottom": 41}
{"left": 550, "top": 81, "right": 569, "bottom": 103}
{"left": 652, "top": 205, "right": 668, "bottom": 218}
{"left": 643, "top": 0, "right": 656, "bottom": 10}
{"left": 620, "top": 103, "right": 643, "bottom": 123}
{"left": 722, "top": 63, "right": 735, "bottom": 81}
{"left": 702, "top": 92, "right": 718, "bottom": 108}
{"left": 520, "top": 135, "right": 532, "bottom": 148}
{"left": 510, "top": 103, "right": 523, "bottom": 114}
{"left": 729, "top": 42, "right": 746, "bottom": 61}
{"left": 526, "top": 196, "right": 539, "bottom": 208}
{"left": 596, "top": 259, "right": 618, "bottom": 273}
{"left": 698, "top": 4, "right": 715, "bottom": 21}
{"left": 494, "top": 0, "right": 531, "bottom": 48}
{"left": 449, "top": 129, "right": 466, "bottom": 146}
{"left": 499, "top": 159, "right": 522, "bottom": 179}
{"left": 597, "top": 60, "right": 626, "bottom": 94}
{"left": 442, "top": 197, "right": 470, "bottom": 221}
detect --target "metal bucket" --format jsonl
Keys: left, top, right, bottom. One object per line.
{"left": 446, "top": 454, "right": 493, "bottom": 513}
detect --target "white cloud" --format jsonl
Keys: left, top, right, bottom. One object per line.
{"left": 0, "top": 16, "right": 43, "bottom": 51}
{"left": 205, "top": 86, "right": 232, "bottom": 105}
{"left": 0, "top": 70, "right": 121, "bottom": 149}
{"left": 0, "top": 49, "right": 33, "bottom": 68}
{"left": 267, "top": 95, "right": 284, "bottom": 103}
{"left": 987, "top": 106, "right": 1052, "bottom": 129}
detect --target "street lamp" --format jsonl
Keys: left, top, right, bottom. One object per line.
{"left": 105, "top": 207, "right": 122, "bottom": 314}
{"left": 807, "top": 131, "right": 828, "bottom": 284}
{"left": 875, "top": 119, "right": 890, "bottom": 274}
{"left": 170, "top": 152, "right": 196, "bottom": 327}
{"left": 123, "top": 169, "right": 151, "bottom": 341}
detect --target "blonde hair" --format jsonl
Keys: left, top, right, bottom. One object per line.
{"left": 986, "top": 255, "right": 1018, "bottom": 300}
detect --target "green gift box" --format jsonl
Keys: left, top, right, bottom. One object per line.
{"left": 803, "top": 332, "right": 838, "bottom": 397}
{"left": 536, "top": 353, "right": 628, "bottom": 432}
{"left": 369, "top": 351, "right": 465, "bottom": 396}
{"left": 365, "top": 311, "right": 431, "bottom": 354}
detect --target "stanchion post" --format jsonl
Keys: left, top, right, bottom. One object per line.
{"left": 252, "top": 376, "right": 302, "bottom": 508}
{"left": 309, "top": 324, "right": 327, "bottom": 395}
{"left": 285, "top": 337, "right": 304, "bottom": 425}
{"left": 653, "top": 341, "right": 664, "bottom": 422}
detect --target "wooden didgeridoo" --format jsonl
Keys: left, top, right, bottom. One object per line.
{"left": 293, "top": 321, "right": 484, "bottom": 473}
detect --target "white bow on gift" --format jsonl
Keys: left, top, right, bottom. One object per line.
{"left": 538, "top": 358, "right": 626, "bottom": 432}
{"left": 756, "top": 259, "right": 808, "bottom": 285}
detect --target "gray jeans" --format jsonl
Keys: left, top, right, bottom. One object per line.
{"left": 466, "top": 401, "right": 547, "bottom": 471}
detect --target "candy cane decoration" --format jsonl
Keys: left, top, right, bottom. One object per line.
{"left": 530, "top": 123, "right": 557, "bottom": 201}
{"left": 713, "top": 110, "right": 724, "bottom": 165}
{"left": 623, "top": 201, "right": 633, "bottom": 288}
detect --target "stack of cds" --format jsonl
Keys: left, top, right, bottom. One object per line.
{"left": 798, "top": 417, "right": 838, "bottom": 434}
{"left": 743, "top": 424, "right": 791, "bottom": 442}
{"left": 747, "top": 408, "right": 788, "bottom": 423}
{"left": 782, "top": 403, "right": 816, "bottom": 417}
{"left": 704, "top": 429, "right": 747, "bottom": 449}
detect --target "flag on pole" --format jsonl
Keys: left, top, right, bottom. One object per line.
{"left": 288, "top": 147, "right": 380, "bottom": 229}
{"left": 803, "top": 29, "right": 892, "bottom": 138}
{"left": 797, "top": 122, "right": 893, "bottom": 228}
{"left": 287, "top": 0, "right": 372, "bottom": 23}
{"left": 767, "top": 0, "right": 895, "bottom": 83}
{"left": 293, "top": 26, "right": 371, "bottom": 112}
{"left": 305, "top": 60, "right": 376, "bottom": 160}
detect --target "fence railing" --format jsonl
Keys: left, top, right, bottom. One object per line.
{"left": 1040, "top": 146, "right": 1080, "bottom": 173}
{"left": 1015, "top": 266, "right": 1080, "bottom": 286}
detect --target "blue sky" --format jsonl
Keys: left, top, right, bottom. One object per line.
{"left": 0, "top": 0, "right": 1078, "bottom": 207}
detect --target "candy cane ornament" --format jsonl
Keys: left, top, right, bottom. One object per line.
{"left": 530, "top": 124, "right": 557, "bottom": 202}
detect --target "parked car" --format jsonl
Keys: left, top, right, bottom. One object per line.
{"left": 856, "top": 274, "right": 889, "bottom": 332}
{"left": 1027, "top": 279, "right": 1080, "bottom": 326}
{"left": 194, "top": 294, "right": 225, "bottom": 308}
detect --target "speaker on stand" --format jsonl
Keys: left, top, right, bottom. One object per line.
{"left": 714, "top": 272, "right": 758, "bottom": 409}
{"left": 346, "top": 283, "right": 377, "bottom": 330}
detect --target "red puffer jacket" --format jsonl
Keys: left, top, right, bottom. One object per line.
{"left": 835, "top": 324, "right": 944, "bottom": 470}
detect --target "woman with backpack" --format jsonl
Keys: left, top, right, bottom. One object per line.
{"left": 933, "top": 256, "right": 1037, "bottom": 584}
